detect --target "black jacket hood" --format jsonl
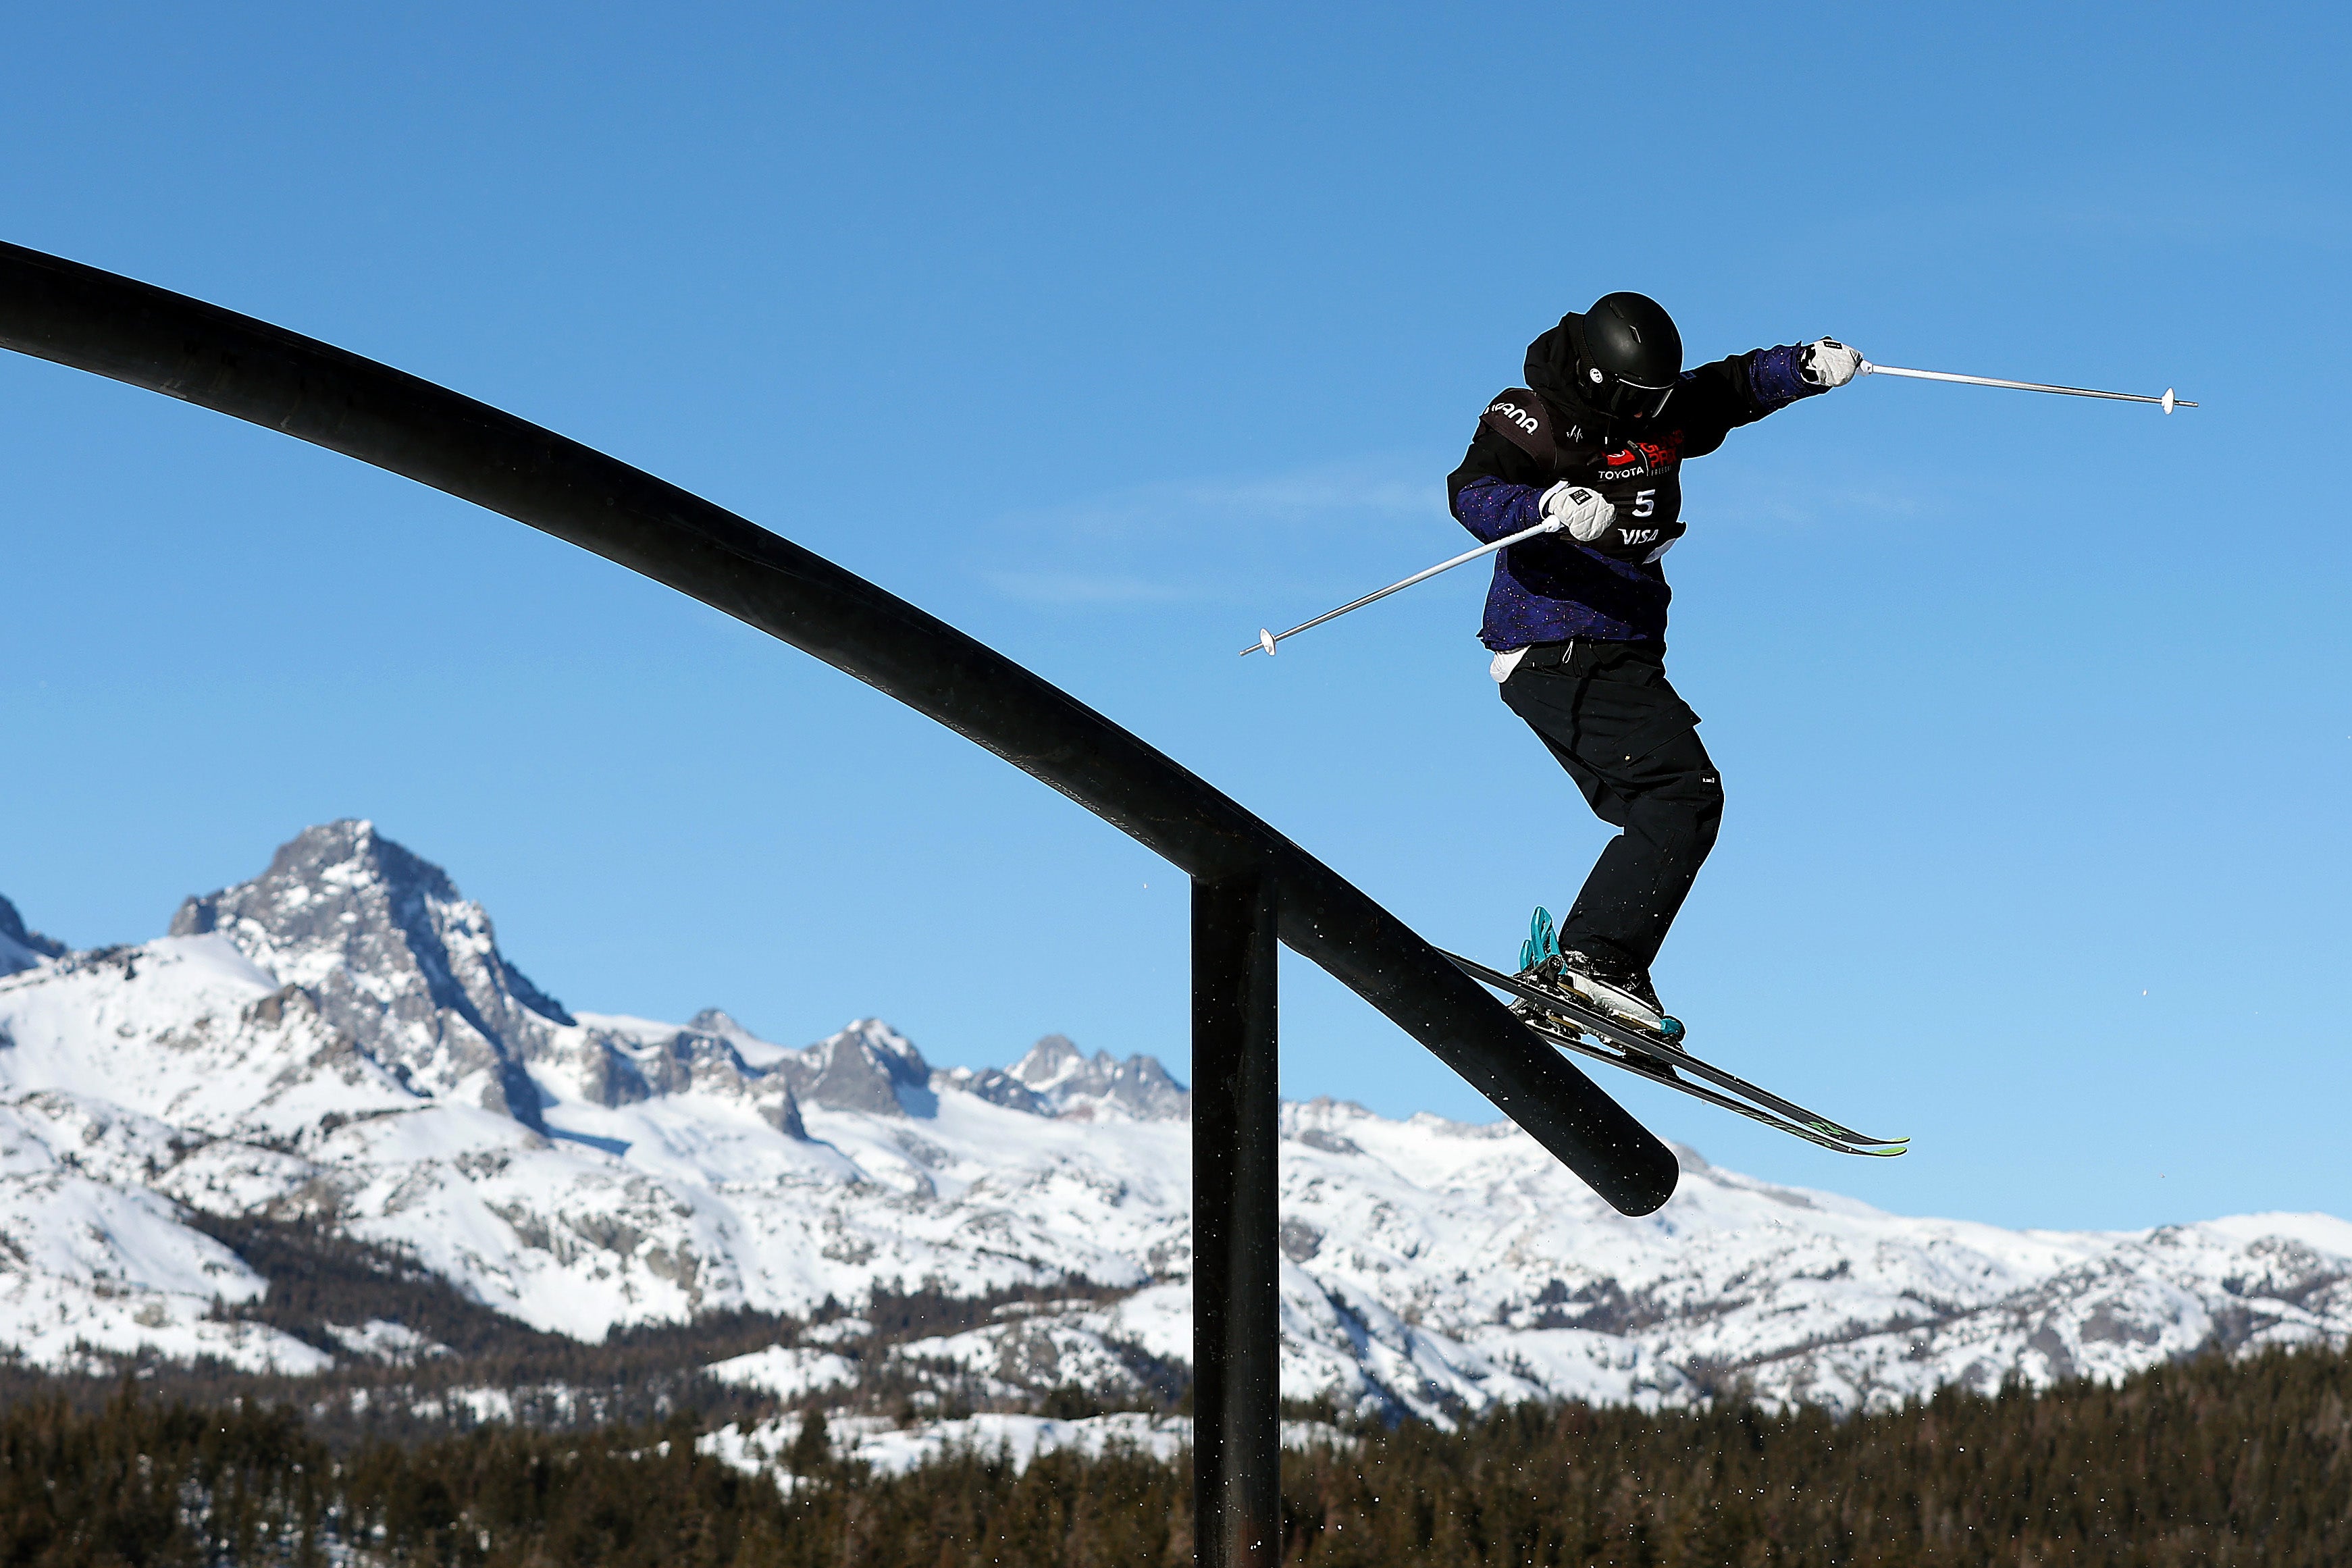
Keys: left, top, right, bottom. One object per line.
{"left": 1525, "top": 313, "right": 1596, "bottom": 425}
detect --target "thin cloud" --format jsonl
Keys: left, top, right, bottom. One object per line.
{"left": 1704, "top": 483, "right": 1943, "bottom": 529}
{"left": 1178, "top": 471, "right": 1440, "bottom": 518}
{"left": 994, "top": 462, "right": 1446, "bottom": 544}
{"left": 982, "top": 569, "right": 1203, "bottom": 606}
{"left": 975, "top": 459, "right": 1454, "bottom": 610}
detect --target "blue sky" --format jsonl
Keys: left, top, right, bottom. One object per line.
{"left": 1, "top": 3, "right": 2345, "bottom": 1229}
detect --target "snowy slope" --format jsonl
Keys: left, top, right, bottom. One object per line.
{"left": 1, "top": 822, "right": 2347, "bottom": 1417}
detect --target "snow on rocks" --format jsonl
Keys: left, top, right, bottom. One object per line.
{"left": 891, "top": 1313, "right": 1145, "bottom": 1400}
{"left": 800, "top": 1316, "right": 872, "bottom": 1346}
{"left": 0, "top": 1130, "right": 329, "bottom": 1374}
{"left": 700, "top": 1410, "right": 1350, "bottom": 1484}
{"left": 705, "top": 1345, "right": 860, "bottom": 1401}
{"left": 323, "top": 1318, "right": 450, "bottom": 1364}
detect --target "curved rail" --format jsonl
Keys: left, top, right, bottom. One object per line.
{"left": 0, "top": 240, "right": 1676, "bottom": 1216}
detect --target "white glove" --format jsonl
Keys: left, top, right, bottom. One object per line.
{"left": 1538, "top": 482, "right": 1615, "bottom": 543}
{"left": 1802, "top": 338, "right": 1863, "bottom": 390}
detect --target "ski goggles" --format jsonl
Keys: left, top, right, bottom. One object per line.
{"left": 1584, "top": 372, "right": 1676, "bottom": 422}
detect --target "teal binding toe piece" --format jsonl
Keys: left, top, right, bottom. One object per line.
{"left": 1658, "top": 1016, "right": 1686, "bottom": 1043}
{"left": 1527, "top": 906, "right": 1559, "bottom": 964}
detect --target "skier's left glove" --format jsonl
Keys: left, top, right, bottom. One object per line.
{"left": 1802, "top": 338, "right": 1863, "bottom": 390}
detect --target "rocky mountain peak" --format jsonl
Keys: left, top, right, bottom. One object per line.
{"left": 1009, "top": 1035, "right": 1189, "bottom": 1121}
{"left": 0, "top": 893, "right": 67, "bottom": 978}
{"left": 769, "top": 1020, "right": 933, "bottom": 1118}
{"left": 847, "top": 1019, "right": 930, "bottom": 1087}
{"left": 680, "top": 1008, "right": 795, "bottom": 1069}
{"left": 167, "top": 820, "right": 569, "bottom": 1123}
{"left": 1009, "top": 1033, "right": 1086, "bottom": 1090}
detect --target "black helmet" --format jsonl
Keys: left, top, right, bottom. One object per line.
{"left": 1567, "top": 292, "right": 1683, "bottom": 421}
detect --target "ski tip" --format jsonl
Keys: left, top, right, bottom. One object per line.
{"left": 1808, "top": 1122, "right": 1910, "bottom": 1148}
{"left": 1823, "top": 1132, "right": 1910, "bottom": 1157}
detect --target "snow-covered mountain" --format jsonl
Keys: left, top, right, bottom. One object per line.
{"left": 3, "top": 821, "right": 2347, "bottom": 1420}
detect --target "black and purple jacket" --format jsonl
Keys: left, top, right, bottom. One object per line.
{"left": 1446, "top": 317, "right": 1823, "bottom": 650}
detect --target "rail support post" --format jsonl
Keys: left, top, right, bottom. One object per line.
{"left": 1192, "top": 868, "right": 1281, "bottom": 1568}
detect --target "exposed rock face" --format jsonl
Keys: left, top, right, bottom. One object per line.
{"left": 169, "top": 821, "right": 567, "bottom": 1124}
{"left": 566, "top": 1020, "right": 794, "bottom": 1126}
{"left": 936, "top": 1066, "right": 1050, "bottom": 1116}
{"left": 688, "top": 1008, "right": 758, "bottom": 1043}
{"left": 1009, "top": 1034, "right": 1191, "bottom": 1120}
{"left": 0, "top": 895, "right": 66, "bottom": 978}
{"left": 804, "top": 1035, "right": 908, "bottom": 1116}
{"left": 755, "top": 1020, "right": 929, "bottom": 1117}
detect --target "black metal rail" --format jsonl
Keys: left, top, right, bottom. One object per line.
{"left": 1191, "top": 871, "right": 1281, "bottom": 1568}
{"left": 0, "top": 240, "right": 1679, "bottom": 1563}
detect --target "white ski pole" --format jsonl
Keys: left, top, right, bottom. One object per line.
{"left": 1860, "top": 359, "right": 2195, "bottom": 413}
{"left": 1240, "top": 517, "right": 1563, "bottom": 656}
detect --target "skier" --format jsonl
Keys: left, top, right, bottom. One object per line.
{"left": 1449, "top": 292, "right": 1860, "bottom": 1043}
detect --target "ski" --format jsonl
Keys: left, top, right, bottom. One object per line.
{"left": 1442, "top": 949, "right": 1908, "bottom": 1153}
{"left": 1513, "top": 1008, "right": 1906, "bottom": 1157}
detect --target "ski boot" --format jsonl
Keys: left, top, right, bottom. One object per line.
{"left": 1516, "top": 908, "right": 1687, "bottom": 1060}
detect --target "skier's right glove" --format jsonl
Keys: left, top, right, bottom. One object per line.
{"left": 1538, "top": 483, "right": 1615, "bottom": 543}
{"left": 1802, "top": 338, "right": 1863, "bottom": 390}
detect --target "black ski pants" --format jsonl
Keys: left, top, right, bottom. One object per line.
{"left": 1499, "top": 639, "right": 1723, "bottom": 973}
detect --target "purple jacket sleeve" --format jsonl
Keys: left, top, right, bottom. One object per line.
{"left": 1744, "top": 343, "right": 1820, "bottom": 410}
{"left": 1453, "top": 473, "right": 1546, "bottom": 544}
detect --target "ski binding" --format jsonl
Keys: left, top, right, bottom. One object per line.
{"left": 1449, "top": 912, "right": 1906, "bottom": 1158}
